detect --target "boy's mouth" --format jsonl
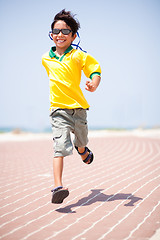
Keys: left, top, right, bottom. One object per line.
{"left": 57, "top": 39, "right": 65, "bottom": 43}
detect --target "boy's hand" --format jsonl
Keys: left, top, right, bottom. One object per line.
{"left": 85, "top": 80, "right": 96, "bottom": 92}
{"left": 85, "top": 75, "right": 101, "bottom": 92}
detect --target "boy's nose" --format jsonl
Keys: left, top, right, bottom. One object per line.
{"left": 58, "top": 31, "right": 63, "bottom": 36}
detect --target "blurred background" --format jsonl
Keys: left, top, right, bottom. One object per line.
{"left": 0, "top": 0, "right": 160, "bottom": 132}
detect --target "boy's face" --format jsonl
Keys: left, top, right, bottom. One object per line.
{"left": 51, "top": 20, "right": 76, "bottom": 52}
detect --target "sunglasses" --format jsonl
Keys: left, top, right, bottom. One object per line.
{"left": 52, "top": 29, "right": 72, "bottom": 35}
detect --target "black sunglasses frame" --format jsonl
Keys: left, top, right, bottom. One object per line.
{"left": 52, "top": 29, "right": 72, "bottom": 35}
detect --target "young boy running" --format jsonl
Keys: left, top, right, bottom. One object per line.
{"left": 42, "top": 9, "right": 101, "bottom": 204}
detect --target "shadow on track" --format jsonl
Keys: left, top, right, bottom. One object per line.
{"left": 56, "top": 189, "right": 143, "bottom": 213}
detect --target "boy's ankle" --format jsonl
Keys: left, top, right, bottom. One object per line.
{"left": 77, "top": 147, "right": 85, "bottom": 153}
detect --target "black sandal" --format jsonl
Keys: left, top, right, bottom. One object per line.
{"left": 75, "top": 146, "right": 94, "bottom": 164}
{"left": 51, "top": 186, "right": 69, "bottom": 204}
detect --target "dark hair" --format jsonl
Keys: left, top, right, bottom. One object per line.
{"left": 51, "top": 9, "right": 80, "bottom": 36}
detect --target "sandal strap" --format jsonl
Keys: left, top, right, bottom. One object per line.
{"left": 51, "top": 186, "right": 63, "bottom": 192}
{"left": 83, "top": 152, "right": 93, "bottom": 163}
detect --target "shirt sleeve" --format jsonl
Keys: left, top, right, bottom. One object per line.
{"left": 82, "top": 53, "right": 101, "bottom": 79}
{"left": 42, "top": 53, "right": 50, "bottom": 76}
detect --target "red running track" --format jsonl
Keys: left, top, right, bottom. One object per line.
{"left": 0, "top": 133, "right": 160, "bottom": 240}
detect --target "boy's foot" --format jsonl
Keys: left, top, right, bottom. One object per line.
{"left": 51, "top": 186, "right": 69, "bottom": 204}
{"left": 75, "top": 146, "right": 94, "bottom": 164}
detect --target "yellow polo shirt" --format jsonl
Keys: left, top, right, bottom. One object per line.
{"left": 42, "top": 46, "right": 101, "bottom": 110}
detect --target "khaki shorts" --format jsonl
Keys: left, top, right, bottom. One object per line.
{"left": 50, "top": 108, "right": 88, "bottom": 157}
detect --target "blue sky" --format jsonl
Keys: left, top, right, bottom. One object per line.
{"left": 0, "top": 0, "right": 160, "bottom": 131}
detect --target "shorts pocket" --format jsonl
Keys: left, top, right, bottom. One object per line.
{"left": 52, "top": 129, "right": 62, "bottom": 150}
{"left": 52, "top": 128, "right": 73, "bottom": 157}
{"left": 53, "top": 129, "right": 62, "bottom": 141}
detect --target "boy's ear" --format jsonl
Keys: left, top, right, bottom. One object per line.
{"left": 50, "top": 32, "right": 54, "bottom": 40}
{"left": 72, "top": 33, "right": 77, "bottom": 41}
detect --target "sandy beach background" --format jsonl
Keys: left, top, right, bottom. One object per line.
{"left": 0, "top": 129, "right": 160, "bottom": 142}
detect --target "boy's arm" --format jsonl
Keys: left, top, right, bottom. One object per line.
{"left": 85, "top": 75, "right": 101, "bottom": 92}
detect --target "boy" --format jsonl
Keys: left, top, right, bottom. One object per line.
{"left": 42, "top": 9, "right": 101, "bottom": 204}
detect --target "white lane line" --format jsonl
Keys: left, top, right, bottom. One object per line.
{"left": 124, "top": 201, "right": 160, "bottom": 240}
{"left": 98, "top": 185, "right": 160, "bottom": 240}
{"left": 0, "top": 175, "right": 38, "bottom": 189}
{"left": 0, "top": 179, "right": 52, "bottom": 206}
{"left": 0, "top": 199, "right": 50, "bottom": 229}
{"left": 0, "top": 177, "right": 48, "bottom": 196}
{"left": 0, "top": 166, "right": 48, "bottom": 185}
{"left": 0, "top": 185, "right": 51, "bottom": 215}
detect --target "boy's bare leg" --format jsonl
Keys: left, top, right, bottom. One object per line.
{"left": 52, "top": 156, "right": 69, "bottom": 204}
{"left": 53, "top": 156, "right": 64, "bottom": 188}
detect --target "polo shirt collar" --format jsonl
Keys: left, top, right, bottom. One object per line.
{"left": 49, "top": 45, "right": 73, "bottom": 59}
